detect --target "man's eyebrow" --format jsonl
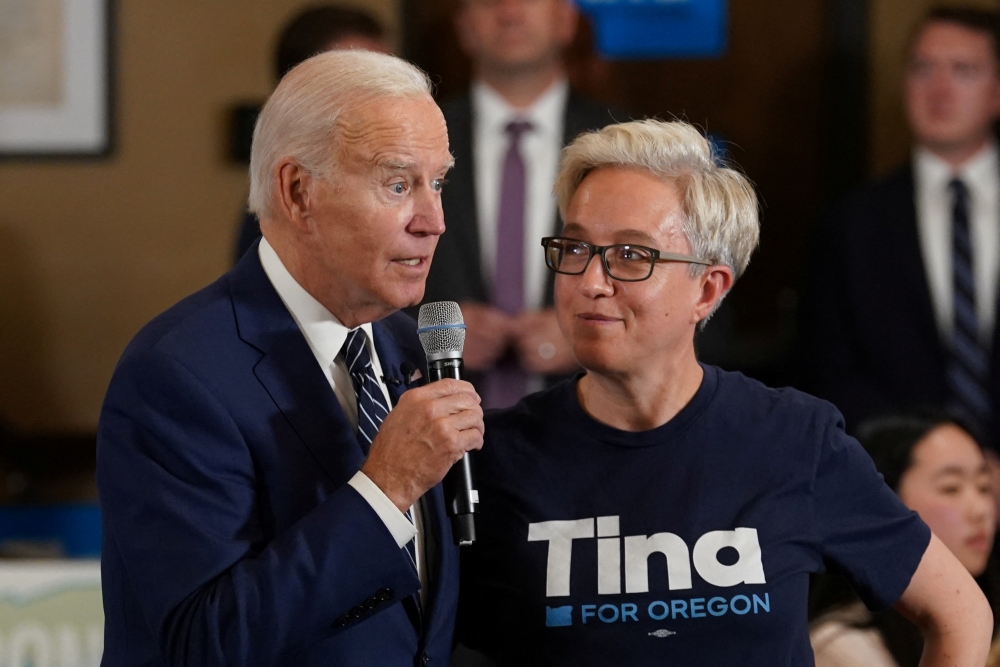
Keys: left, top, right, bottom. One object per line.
{"left": 373, "top": 155, "right": 455, "bottom": 171}
{"left": 374, "top": 158, "right": 414, "bottom": 171}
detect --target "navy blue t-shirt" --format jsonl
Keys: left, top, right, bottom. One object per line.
{"left": 460, "top": 366, "right": 930, "bottom": 666}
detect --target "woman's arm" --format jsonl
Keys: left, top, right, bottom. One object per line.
{"left": 894, "top": 533, "right": 993, "bottom": 666}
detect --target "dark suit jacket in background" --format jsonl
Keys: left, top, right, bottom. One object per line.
{"left": 800, "top": 163, "right": 1000, "bottom": 450}
{"left": 421, "top": 90, "right": 624, "bottom": 309}
{"left": 97, "top": 244, "right": 459, "bottom": 666}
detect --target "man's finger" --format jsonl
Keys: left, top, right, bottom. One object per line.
{"left": 406, "top": 378, "right": 479, "bottom": 400}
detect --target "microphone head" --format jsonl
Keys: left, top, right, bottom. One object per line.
{"left": 417, "top": 301, "right": 466, "bottom": 361}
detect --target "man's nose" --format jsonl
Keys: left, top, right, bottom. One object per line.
{"left": 409, "top": 189, "right": 446, "bottom": 237}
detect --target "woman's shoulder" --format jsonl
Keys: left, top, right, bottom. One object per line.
{"left": 484, "top": 378, "right": 574, "bottom": 431}
{"left": 809, "top": 603, "right": 899, "bottom": 667}
{"left": 707, "top": 365, "right": 847, "bottom": 429}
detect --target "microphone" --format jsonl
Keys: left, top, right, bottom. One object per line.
{"left": 417, "top": 301, "right": 478, "bottom": 547}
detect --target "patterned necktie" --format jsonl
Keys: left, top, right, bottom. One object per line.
{"left": 947, "top": 178, "right": 992, "bottom": 434}
{"left": 484, "top": 120, "right": 533, "bottom": 409}
{"left": 342, "top": 328, "right": 390, "bottom": 452}
{"left": 341, "top": 328, "right": 417, "bottom": 568}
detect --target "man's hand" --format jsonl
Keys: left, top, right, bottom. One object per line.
{"left": 513, "top": 309, "right": 578, "bottom": 375}
{"left": 460, "top": 301, "right": 515, "bottom": 370}
{"left": 361, "top": 379, "right": 484, "bottom": 512}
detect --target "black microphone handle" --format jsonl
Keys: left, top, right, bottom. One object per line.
{"left": 427, "top": 358, "right": 477, "bottom": 546}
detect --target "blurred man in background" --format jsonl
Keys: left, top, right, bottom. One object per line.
{"left": 421, "top": 0, "right": 621, "bottom": 408}
{"left": 234, "top": 4, "right": 390, "bottom": 261}
{"left": 803, "top": 7, "right": 1000, "bottom": 450}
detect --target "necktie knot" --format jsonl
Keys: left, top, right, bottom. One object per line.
{"left": 950, "top": 177, "right": 969, "bottom": 206}
{"left": 342, "top": 328, "right": 373, "bottom": 376}
{"left": 505, "top": 120, "right": 533, "bottom": 142}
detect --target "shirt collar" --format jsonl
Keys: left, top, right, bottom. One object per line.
{"left": 471, "top": 77, "right": 569, "bottom": 139}
{"left": 258, "top": 237, "right": 376, "bottom": 369}
{"left": 914, "top": 140, "right": 999, "bottom": 192}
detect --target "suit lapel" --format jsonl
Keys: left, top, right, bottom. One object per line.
{"left": 372, "top": 316, "right": 427, "bottom": 405}
{"left": 230, "top": 248, "right": 365, "bottom": 482}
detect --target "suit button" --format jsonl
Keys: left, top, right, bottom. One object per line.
{"left": 376, "top": 588, "right": 393, "bottom": 601}
{"left": 421, "top": 653, "right": 430, "bottom": 666}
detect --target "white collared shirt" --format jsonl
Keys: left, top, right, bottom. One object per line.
{"left": 258, "top": 238, "right": 421, "bottom": 572}
{"left": 914, "top": 142, "right": 1000, "bottom": 345}
{"left": 471, "top": 78, "right": 569, "bottom": 310}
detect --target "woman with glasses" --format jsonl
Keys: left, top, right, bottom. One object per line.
{"left": 456, "top": 119, "right": 992, "bottom": 666}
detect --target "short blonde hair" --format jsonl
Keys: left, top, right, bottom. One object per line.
{"left": 554, "top": 119, "right": 759, "bottom": 280}
{"left": 248, "top": 50, "right": 432, "bottom": 220}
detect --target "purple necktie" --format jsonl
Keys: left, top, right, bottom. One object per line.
{"left": 483, "top": 120, "right": 532, "bottom": 409}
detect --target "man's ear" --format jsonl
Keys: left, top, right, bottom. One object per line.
{"left": 692, "top": 265, "right": 734, "bottom": 325}
{"left": 275, "top": 159, "right": 314, "bottom": 232}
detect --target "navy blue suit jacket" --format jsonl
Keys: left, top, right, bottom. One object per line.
{"left": 97, "top": 245, "right": 459, "bottom": 666}
{"left": 800, "top": 163, "right": 1000, "bottom": 448}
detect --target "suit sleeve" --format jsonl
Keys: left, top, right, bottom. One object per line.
{"left": 97, "top": 349, "right": 420, "bottom": 665}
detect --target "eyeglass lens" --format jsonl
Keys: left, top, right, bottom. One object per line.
{"left": 545, "top": 239, "right": 654, "bottom": 281}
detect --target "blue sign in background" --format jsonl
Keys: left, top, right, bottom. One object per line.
{"left": 575, "top": 0, "right": 728, "bottom": 59}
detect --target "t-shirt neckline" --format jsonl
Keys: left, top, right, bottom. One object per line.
{"left": 560, "top": 364, "right": 719, "bottom": 448}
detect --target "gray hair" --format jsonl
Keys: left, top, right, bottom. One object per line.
{"left": 554, "top": 119, "right": 760, "bottom": 280}
{"left": 248, "top": 50, "right": 433, "bottom": 220}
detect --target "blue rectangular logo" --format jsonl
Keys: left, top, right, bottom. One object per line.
{"left": 576, "top": 0, "right": 728, "bottom": 59}
{"left": 546, "top": 605, "right": 573, "bottom": 627}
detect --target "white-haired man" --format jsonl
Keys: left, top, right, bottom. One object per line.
{"left": 97, "top": 51, "right": 483, "bottom": 666}
{"left": 460, "top": 119, "right": 992, "bottom": 665}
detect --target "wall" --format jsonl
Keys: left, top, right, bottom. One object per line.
{"left": 868, "top": 0, "right": 999, "bottom": 176}
{"left": 0, "top": 0, "right": 399, "bottom": 433}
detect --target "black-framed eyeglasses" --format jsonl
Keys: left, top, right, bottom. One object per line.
{"left": 541, "top": 237, "right": 711, "bottom": 282}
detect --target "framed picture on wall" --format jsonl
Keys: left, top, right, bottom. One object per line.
{"left": 0, "top": 0, "right": 113, "bottom": 157}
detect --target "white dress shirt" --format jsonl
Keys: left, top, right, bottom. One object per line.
{"left": 471, "top": 78, "right": 569, "bottom": 310}
{"left": 258, "top": 238, "right": 422, "bottom": 576}
{"left": 914, "top": 142, "right": 1000, "bottom": 346}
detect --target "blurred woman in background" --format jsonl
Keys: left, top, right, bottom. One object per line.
{"left": 810, "top": 414, "right": 999, "bottom": 667}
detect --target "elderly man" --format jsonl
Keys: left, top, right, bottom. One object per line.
{"left": 459, "top": 119, "right": 992, "bottom": 665}
{"left": 97, "top": 51, "right": 483, "bottom": 666}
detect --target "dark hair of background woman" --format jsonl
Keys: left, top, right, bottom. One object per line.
{"left": 809, "top": 411, "right": 1000, "bottom": 667}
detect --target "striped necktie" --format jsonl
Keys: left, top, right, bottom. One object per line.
{"left": 947, "top": 178, "right": 992, "bottom": 435}
{"left": 341, "top": 328, "right": 417, "bottom": 568}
